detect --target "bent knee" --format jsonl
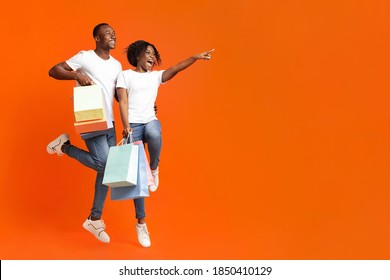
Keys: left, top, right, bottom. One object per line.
{"left": 95, "top": 159, "right": 107, "bottom": 174}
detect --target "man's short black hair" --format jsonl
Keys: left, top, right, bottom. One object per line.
{"left": 93, "top": 23, "right": 109, "bottom": 38}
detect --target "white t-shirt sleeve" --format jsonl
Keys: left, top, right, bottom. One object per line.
{"left": 158, "top": 70, "right": 165, "bottom": 84}
{"left": 116, "top": 71, "right": 127, "bottom": 88}
{"left": 66, "top": 51, "right": 85, "bottom": 71}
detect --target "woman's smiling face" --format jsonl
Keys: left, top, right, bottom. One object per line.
{"left": 137, "top": 45, "right": 157, "bottom": 72}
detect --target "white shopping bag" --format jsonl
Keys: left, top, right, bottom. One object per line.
{"left": 73, "top": 85, "right": 105, "bottom": 122}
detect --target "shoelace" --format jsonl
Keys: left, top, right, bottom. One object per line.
{"left": 94, "top": 220, "right": 107, "bottom": 238}
{"left": 152, "top": 171, "right": 158, "bottom": 182}
{"left": 139, "top": 226, "right": 149, "bottom": 237}
{"left": 93, "top": 220, "right": 106, "bottom": 230}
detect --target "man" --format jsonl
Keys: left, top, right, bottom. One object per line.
{"left": 46, "top": 23, "right": 151, "bottom": 247}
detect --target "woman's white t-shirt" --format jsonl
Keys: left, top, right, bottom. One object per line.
{"left": 116, "top": 69, "right": 165, "bottom": 124}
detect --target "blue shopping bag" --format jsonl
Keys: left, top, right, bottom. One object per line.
{"left": 110, "top": 142, "right": 150, "bottom": 200}
{"left": 102, "top": 139, "right": 139, "bottom": 188}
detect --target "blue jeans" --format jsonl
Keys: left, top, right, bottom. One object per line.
{"left": 63, "top": 128, "right": 146, "bottom": 220}
{"left": 131, "top": 120, "right": 162, "bottom": 170}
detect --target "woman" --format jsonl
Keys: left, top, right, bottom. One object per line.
{"left": 116, "top": 40, "right": 213, "bottom": 247}
{"left": 117, "top": 40, "right": 214, "bottom": 192}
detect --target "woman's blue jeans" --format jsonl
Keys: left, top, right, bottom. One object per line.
{"left": 130, "top": 120, "right": 162, "bottom": 170}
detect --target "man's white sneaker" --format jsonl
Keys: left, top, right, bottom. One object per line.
{"left": 46, "top": 133, "right": 69, "bottom": 156}
{"left": 136, "top": 223, "right": 151, "bottom": 247}
{"left": 82, "top": 219, "right": 110, "bottom": 243}
{"left": 150, "top": 168, "right": 159, "bottom": 192}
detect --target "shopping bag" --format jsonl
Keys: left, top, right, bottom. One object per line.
{"left": 110, "top": 141, "right": 150, "bottom": 200}
{"left": 74, "top": 107, "right": 108, "bottom": 134}
{"left": 133, "top": 141, "right": 154, "bottom": 187}
{"left": 102, "top": 139, "right": 139, "bottom": 188}
{"left": 73, "top": 85, "right": 105, "bottom": 122}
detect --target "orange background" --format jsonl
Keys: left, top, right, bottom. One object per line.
{"left": 1, "top": 0, "right": 390, "bottom": 259}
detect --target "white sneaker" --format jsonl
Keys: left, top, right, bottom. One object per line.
{"left": 148, "top": 183, "right": 157, "bottom": 192}
{"left": 46, "top": 133, "right": 69, "bottom": 156}
{"left": 136, "top": 223, "right": 151, "bottom": 247}
{"left": 82, "top": 219, "right": 110, "bottom": 243}
{"left": 150, "top": 168, "right": 159, "bottom": 192}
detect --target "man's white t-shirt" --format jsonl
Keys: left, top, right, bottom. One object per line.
{"left": 116, "top": 69, "right": 165, "bottom": 123}
{"left": 67, "top": 50, "right": 122, "bottom": 133}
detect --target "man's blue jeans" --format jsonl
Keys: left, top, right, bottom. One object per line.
{"left": 63, "top": 128, "right": 145, "bottom": 220}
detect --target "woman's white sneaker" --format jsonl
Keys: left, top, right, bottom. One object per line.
{"left": 136, "top": 223, "right": 151, "bottom": 247}
{"left": 150, "top": 168, "right": 159, "bottom": 192}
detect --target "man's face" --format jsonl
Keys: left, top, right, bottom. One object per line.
{"left": 96, "top": 25, "right": 116, "bottom": 50}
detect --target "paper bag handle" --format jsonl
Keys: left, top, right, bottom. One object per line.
{"left": 117, "top": 132, "right": 134, "bottom": 146}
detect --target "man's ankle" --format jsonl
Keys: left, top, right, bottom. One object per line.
{"left": 61, "top": 140, "right": 70, "bottom": 153}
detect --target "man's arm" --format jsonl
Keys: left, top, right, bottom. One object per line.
{"left": 48, "top": 61, "right": 94, "bottom": 86}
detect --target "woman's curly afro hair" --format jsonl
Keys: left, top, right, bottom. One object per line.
{"left": 126, "top": 40, "right": 161, "bottom": 67}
